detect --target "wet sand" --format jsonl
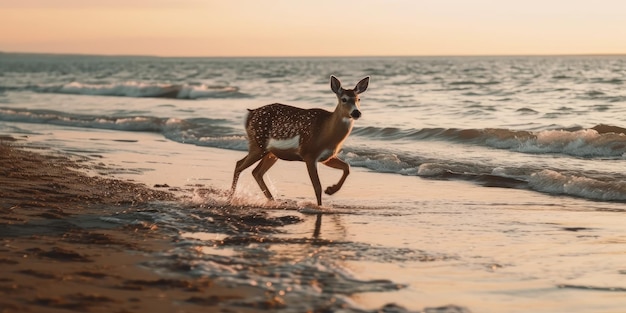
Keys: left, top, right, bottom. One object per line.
{"left": 0, "top": 143, "right": 271, "bottom": 313}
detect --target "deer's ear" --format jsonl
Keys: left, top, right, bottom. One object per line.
{"left": 354, "top": 76, "right": 369, "bottom": 94}
{"left": 330, "top": 75, "right": 342, "bottom": 95}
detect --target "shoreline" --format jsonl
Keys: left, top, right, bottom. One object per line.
{"left": 0, "top": 139, "right": 426, "bottom": 313}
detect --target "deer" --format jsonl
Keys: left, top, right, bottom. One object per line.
{"left": 230, "top": 75, "right": 370, "bottom": 206}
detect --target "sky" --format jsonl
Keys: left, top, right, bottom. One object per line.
{"left": 1, "top": 0, "right": 625, "bottom": 57}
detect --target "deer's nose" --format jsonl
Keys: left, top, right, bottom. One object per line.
{"left": 350, "top": 110, "right": 361, "bottom": 119}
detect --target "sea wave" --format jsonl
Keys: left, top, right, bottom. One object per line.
{"left": 16, "top": 81, "right": 250, "bottom": 100}
{"left": 529, "top": 169, "right": 626, "bottom": 202}
{"left": 0, "top": 107, "right": 249, "bottom": 151}
{"left": 341, "top": 150, "right": 626, "bottom": 202}
{"left": 352, "top": 125, "right": 626, "bottom": 158}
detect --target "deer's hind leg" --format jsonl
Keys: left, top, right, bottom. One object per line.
{"left": 322, "top": 157, "right": 350, "bottom": 196}
{"left": 252, "top": 153, "right": 278, "bottom": 200}
{"left": 230, "top": 150, "right": 265, "bottom": 197}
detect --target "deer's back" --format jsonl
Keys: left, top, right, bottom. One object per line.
{"left": 245, "top": 103, "right": 330, "bottom": 150}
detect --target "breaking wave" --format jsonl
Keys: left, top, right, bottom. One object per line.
{"left": 341, "top": 150, "right": 626, "bottom": 202}
{"left": 10, "top": 81, "right": 249, "bottom": 100}
{"left": 352, "top": 124, "right": 626, "bottom": 158}
{"left": 0, "top": 107, "right": 248, "bottom": 151}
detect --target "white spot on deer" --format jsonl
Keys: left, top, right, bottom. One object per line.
{"left": 268, "top": 135, "right": 300, "bottom": 150}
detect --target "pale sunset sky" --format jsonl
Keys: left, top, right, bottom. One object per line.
{"left": 1, "top": 0, "right": 624, "bottom": 57}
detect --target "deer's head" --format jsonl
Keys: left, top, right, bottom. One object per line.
{"left": 330, "top": 76, "right": 369, "bottom": 120}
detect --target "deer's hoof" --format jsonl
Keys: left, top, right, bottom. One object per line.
{"left": 325, "top": 186, "right": 338, "bottom": 195}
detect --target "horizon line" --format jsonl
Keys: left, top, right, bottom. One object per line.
{"left": 2, "top": 50, "right": 625, "bottom": 59}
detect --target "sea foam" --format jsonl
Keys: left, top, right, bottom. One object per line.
{"left": 56, "top": 81, "right": 247, "bottom": 99}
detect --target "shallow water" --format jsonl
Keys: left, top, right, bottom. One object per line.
{"left": 3, "top": 123, "right": 624, "bottom": 312}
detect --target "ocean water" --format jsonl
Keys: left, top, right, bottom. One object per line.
{"left": 1, "top": 53, "right": 625, "bottom": 312}
{"left": 2, "top": 54, "right": 625, "bottom": 202}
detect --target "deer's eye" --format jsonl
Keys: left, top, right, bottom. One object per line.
{"left": 341, "top": 98, "right": 348, "bottom": 103}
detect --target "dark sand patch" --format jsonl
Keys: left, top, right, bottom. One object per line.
{"left": 0, "top": 143, "right": 264, "bottom": 313}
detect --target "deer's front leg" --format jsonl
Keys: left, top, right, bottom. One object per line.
{"left": 322, "top": 157, "right": 350, "bottom": 196}
{"left": 305, "top": 159, "right": 323, "bottom": 206}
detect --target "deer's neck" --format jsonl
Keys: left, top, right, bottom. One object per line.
{"left": 332, "top": 111, "right": 353, "bottom": 131}
{"left": 319, "top": 108, "right": 354, "bottom": 144}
